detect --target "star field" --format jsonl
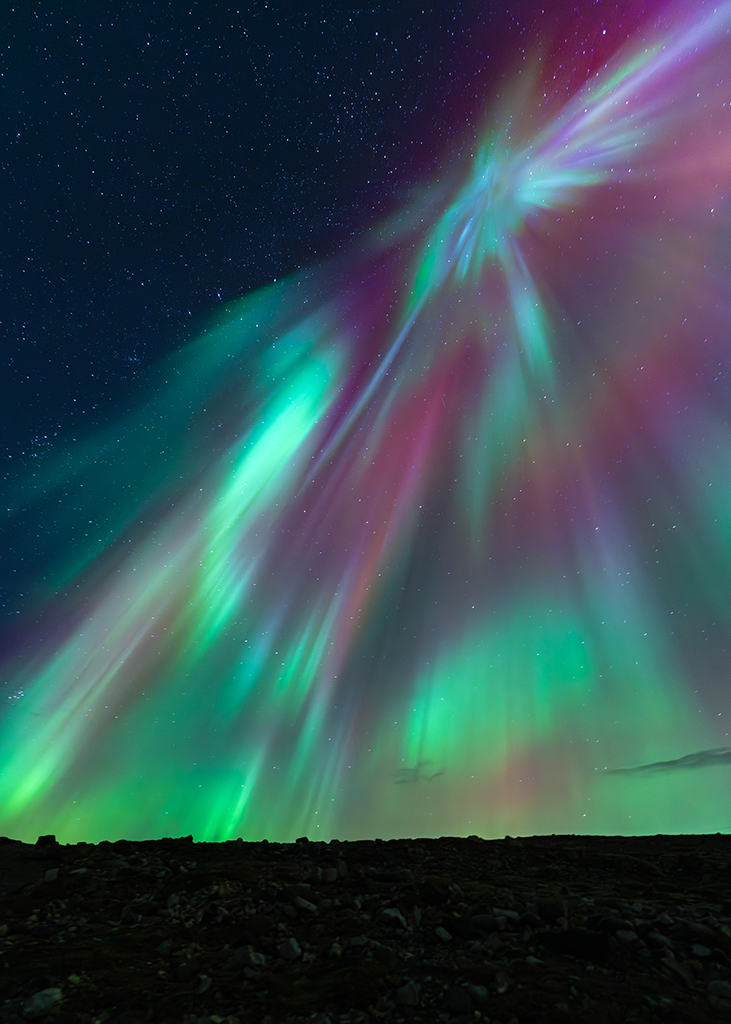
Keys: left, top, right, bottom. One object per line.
{"left": 2, "top": 0, "right": 731, "bottom": 844}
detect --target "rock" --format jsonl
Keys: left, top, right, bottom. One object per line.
{"left": 540, "top": 926, "right": 611, "bottom": 961}
{"left": 447, "top": 985, "right": 473, "bottom": 1013}
{"left": 493, "top": 907, "right": 520, "bottom": 921}
{"left": 3, "top": 831, "right": 731, "bottom": 1023}
{"left": 22, "top": 988, "right": 63, "bottom": 1019}
{"left": 370, "top": 941, "right": 401, "bottom": 969}
{"left": 449, "top": 915, "right": 476, "bottom": 939}
{"left": 471, "top": 914, "right": 504, "bottom": 932}
{"left": 661, "top": 953, "right": 694, "bottom": 988}
{"left": 243, "top": 913, "right": 274, "bottom": 936}
{"left": 372, "top": 868, "right": 413, "bottom": 882}
{"left": 465, "top": 983, "right": 488, "bottom": 1005}
{"left": 278, "top": 936, "right": 302, "bottom": 959}
{"left": 708, "top": 979, "right": 731, "bottom": 999}
{"left": 495, "top": 971, "right": 510, "bottom": 994}
{"left": 687, "top": 920, "right": 717, "bottom": 941}
{"left": 394, "top": 981, "right": 420, "bottom": 1005}
{"left": 225, "top": 944, "right": 266, "bottom": 968}
{"left": 536, "top": 899, "right": 564, "bottom": 922}
{"left": 293, "top": 895, "right": 317, "bottom": 913}
{"left": 379, "top": 907, "right": 408, "bottom": 929}
{"left": 174, "top": 962, "right": 197, "bottom": 982}
{"left": 284, "top": 882, "right": 314, "bottom": 899}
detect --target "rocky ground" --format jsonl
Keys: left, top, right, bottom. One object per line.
{"left": 1, "top": 832, "right": 730, "bottom": 1023}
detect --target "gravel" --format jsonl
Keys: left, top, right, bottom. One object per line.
{"left": 0, "top": 832, "right": 730, "bottom": 1023}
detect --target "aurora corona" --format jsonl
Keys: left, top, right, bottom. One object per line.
{"left": 2, "top": 0, "right": 731, "bottom": 843}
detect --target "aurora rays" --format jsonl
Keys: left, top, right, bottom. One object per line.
{"left": 3, "top": 0, "right": 731, "bottom": 843}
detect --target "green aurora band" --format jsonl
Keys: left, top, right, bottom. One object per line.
{"left": 2, "top": 0, "right": 731, "bottom": 842}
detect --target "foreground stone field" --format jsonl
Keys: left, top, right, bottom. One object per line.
{"left": 1, "top": 832, "right": 730, "bottom": 1023}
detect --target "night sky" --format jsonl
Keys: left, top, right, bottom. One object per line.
{"left": 3, "top": 0, "right": 533, "bottom": 607}
{"left": 2, "top": 0, "right": 731, "bottom": 844}
{"left": 4, "top": 2, "right": 516, "bottom": 464}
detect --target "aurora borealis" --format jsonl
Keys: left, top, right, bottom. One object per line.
{"left": 3, "top": 0, "right": 731, "bottom": 844}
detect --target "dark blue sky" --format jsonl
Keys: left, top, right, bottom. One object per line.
{"left": 2, "top": 0, "right": 652, "bottom": 618}
{"left": 2, "top": 1, "right": 537, "bottom": 459}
